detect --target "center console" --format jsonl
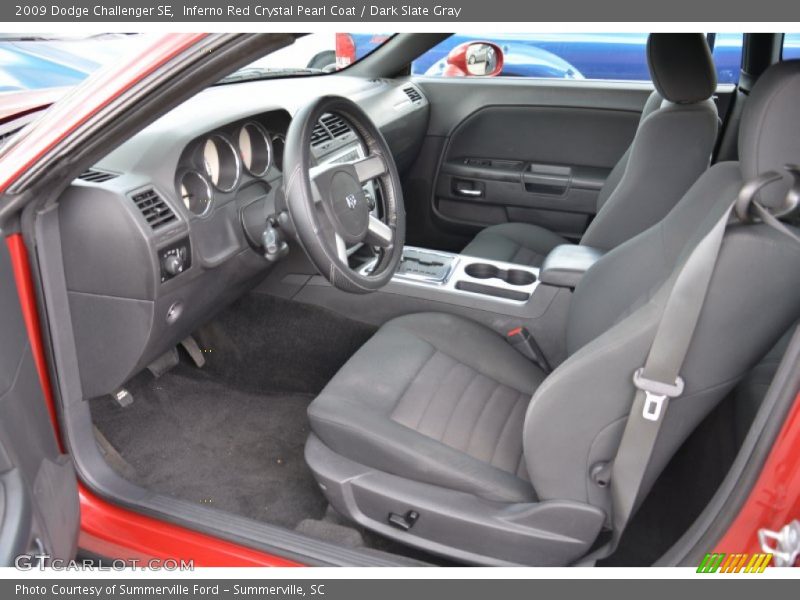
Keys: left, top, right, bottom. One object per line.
{"left": 363, "top": 246, "right": 540, "bottom": 305}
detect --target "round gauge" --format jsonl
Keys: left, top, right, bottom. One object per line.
{"left": 237, "top": 122, "right": 273, "bottom": 176}
{"left": 179, "top": 170, "right": 212, "bottom": 215}
{"left": 201, "top": 135, "right": 240, "bottom": 192}
{"left": 271, "top": 133, "right": 286, "bottom": 172}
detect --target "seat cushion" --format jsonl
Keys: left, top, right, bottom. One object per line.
{"left": 461, "top": 222, "right": 569, "bottom": 267}
{"left": 307, "top": 312, "right": 545, "bottom": 503}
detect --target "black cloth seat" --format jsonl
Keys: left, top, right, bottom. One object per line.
{"left": 308, "top": 312, "right": 543, "bottom": 503}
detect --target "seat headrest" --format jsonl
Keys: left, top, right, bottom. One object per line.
{"left": 647, "top": 33, "right": 717, "bottom": 104}
{"left": 739, "top": 60, "right": 800, "bottom": 209}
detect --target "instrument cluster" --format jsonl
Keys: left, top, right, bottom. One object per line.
{"left": 176, "top": 115, "right": 288, "bottom": 217}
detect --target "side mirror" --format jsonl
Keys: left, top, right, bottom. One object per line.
{"left": 444, "top": 41, "right": 504, "bottom": 77}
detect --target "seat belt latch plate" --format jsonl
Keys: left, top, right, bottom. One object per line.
{"left": 641, "top": 392, "right": 667, "bottom": 421}
{"left": 633, "top": 368, "right": 684, "bottom": 422}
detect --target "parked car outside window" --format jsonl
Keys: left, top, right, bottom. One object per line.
{"left": 402, "top": 33, "right": 743, "bottom": 83}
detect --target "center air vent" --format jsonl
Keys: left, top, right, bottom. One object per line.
{"left": 131, "top": 188, "right": 177, "bottom": 230}
{"left": 311, "top": 114, "right": 353, "bottom": 148}
{"left": 311, "top": 122, "right": 332, "bottom": 147}
{"left": 403, "top": 86, "right": 423, "bottom": 103}
{"left": 78, "top": 168, "right": 119, "bottom": 183}
{"left": 320, "top": 114, "right": 352, "bottom": 138}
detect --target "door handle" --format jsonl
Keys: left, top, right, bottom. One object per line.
{"left": 456, "top": 188, "right": 483, "bottom": 197}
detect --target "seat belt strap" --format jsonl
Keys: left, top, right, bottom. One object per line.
{"left": 594, "top": 166, "right": 800, "bottom": 561}
{"left": 609, "top": 199, "right": 731, "bottom": 549}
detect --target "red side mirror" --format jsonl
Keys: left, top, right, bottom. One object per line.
{"left": 444, "top": 41, "right": 505, "bottom": 77}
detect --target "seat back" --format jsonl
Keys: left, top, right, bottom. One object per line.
{"left": 580, "top": 34, "right": 719, "bottom": 251}
{"left": 524, "top": 60, "right": 800, "bottom": 517}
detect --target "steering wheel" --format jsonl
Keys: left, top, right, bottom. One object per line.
{"left": 282, "top": 95, "right": 406, "bottom": 293}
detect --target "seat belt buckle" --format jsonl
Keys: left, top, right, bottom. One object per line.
{"left": 507, "top": 326, "right": 551, "bottom": 372}
{"left": 632, "top": 368, "right": 684, "bottom": 422}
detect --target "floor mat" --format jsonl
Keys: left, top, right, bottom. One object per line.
{"left": 90, "top": 367, "right": 327, "bottom": 528}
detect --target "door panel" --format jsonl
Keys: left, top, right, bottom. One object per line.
{"left": 0, "top": 235, "right": 79, "bottom": 567}
{"left": 412, "top": 77, "right": 650, "bottom": 245}
{"left": 436, "top": 105, "right": 638, "bottom": 238}
{"left": 407, "top": 77, "right": 735, "bottom": 250}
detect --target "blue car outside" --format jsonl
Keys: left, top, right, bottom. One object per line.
{"left": 348, "top": 33, "right": 755, "bottom": 84}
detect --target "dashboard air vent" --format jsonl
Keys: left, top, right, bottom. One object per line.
{"left": 321, "top": 114, "right": 352, "bottom": 138}
{"left": 131, "top": 188, "right": 177, "bottom": 230}
{"left": 78, "top": 168, "right": 119, "bottom": 183}
{"left": 403, "top": 86, "right": 423, "bottom": 103}
{"left": 311, "top": 122, "right": 332, "bottom": 147}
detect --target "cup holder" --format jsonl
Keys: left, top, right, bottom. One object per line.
{"left": 464, "top": 263, "right": 536, "bottom": 286}
{"left": 464, "top": 263, "right": 497, "bottom": 279}
{"left": 505, "top": 269, "right": 537, "bottom": 286}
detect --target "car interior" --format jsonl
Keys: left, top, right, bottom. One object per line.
{"left": 20, "top": 32, "right": 800, "bottom": 566}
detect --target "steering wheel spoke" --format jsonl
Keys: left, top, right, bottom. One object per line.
{"left": 334, "top": 233, "right": 350, "bottom": 264}
{"left": 366, "top": 215, "right": 393, "bottom": 248}
{"left": 313, "top": 202, "right": 353, "bottom": 266}
{"left": 353, "top": 154, "right": 388, "bottom": 184}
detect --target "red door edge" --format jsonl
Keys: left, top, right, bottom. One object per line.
{"left": 6, "top": 234, "right": 61, "bottom": 448}
{"left": 713, "top": 390, "right": 800, "bottom": 558}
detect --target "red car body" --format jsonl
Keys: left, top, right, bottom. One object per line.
{"left": 1, "top": 32, "right": 798, "bottom": 567}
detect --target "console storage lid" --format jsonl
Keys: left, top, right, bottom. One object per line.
{"left": 539, "top": 245, "right": 604, "bottom": 288}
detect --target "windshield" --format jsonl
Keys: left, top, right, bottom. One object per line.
{"left": 229, "top": 33, "right": 392, "bottom": 78}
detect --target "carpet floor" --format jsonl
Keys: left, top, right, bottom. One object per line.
{"left": 90, "top": 293, "right": 378, "bottom": 528}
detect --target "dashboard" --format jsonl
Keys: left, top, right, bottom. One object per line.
{"left": 56, "top": 74, "right": 429, "bottom": 398}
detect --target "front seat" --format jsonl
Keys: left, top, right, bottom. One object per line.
{"left": 461, "top": 33, "right": 719, "bottom": 267}
{"left": 304, "top": 60, "right": 800, "bottom": 566}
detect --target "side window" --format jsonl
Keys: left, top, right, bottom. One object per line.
{"left": 412, "top": 33, "right": 650, "bottom": 80}
{"left": 412, "top": 33, "right": 741, "bottom": 84}
{"left": 783, "top": 33, "right": 800, "bottom": 60}
{"left": 711, "top": 33, "right": 743, "bottom": 84}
